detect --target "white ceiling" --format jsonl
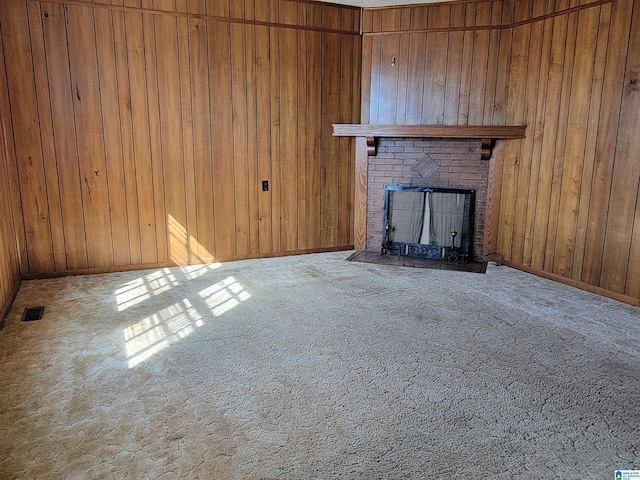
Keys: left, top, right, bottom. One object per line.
{"left": 313, "top": 0, "right": 452, "bottom": 7}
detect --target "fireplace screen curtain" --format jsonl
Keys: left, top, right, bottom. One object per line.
{"left": 389, "top": 191, "right": 465, "bottom": 248}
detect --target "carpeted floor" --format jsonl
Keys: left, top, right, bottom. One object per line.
{"left": 0, "top": 251, "right": 639, "bottom": 479}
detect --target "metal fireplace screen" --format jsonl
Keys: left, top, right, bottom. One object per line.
{"left": 381, "top": 185, "right": 475, "bottom": 261}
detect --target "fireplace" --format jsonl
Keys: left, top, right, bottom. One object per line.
{"left": 382, "top": 185, "right": 476, "bottom": 262}
{"left": 366, "top": 138, "right": 488, "bottom": 261}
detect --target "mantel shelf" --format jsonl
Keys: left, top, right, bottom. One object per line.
{"left": 332, "top": 124, "right": 527, "bottom": 159}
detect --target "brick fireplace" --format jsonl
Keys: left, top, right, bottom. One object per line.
{"left": 366, "top": 137, "right": 488, "bottom": 260}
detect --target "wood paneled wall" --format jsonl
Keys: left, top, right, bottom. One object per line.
{"left": 499, "top": 0, "right": 640, "bottom": 304}
{"left": 0, "top": 0, "right": 361, "bottom": 275}
{"left": 362, "top": 0, "right": 640, "bottom": 305}
{"left": 362, "top": 0, "right": 512, "bottom": 126}
{"left": 0, "top": 45, "right": 21, "bottom": 321}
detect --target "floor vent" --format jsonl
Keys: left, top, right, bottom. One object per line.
{"left": 22, "top": 307, "right": 45, "bottom": 322}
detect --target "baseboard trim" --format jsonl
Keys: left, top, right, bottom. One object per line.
{"left": 21, "top": 246, "right": 355, "bottom": 280}
{"left": 503, "top": 260, "right": 640, "bottom": 308}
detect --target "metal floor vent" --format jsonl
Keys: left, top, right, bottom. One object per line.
{"left": 22, "top": 307, "right": 45, "bottom": 322}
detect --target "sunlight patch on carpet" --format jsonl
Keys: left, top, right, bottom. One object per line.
{"left": 124, "top": 298, "right": 204, "bottom": 368}
{"left": 198, "top": 276, "right": 251, "bottom": 317}
{"left": 115, "top": 269, "right": 180, "bottom": 312}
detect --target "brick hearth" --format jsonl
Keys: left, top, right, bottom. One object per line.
{"left": 366, "top": 137, "right": 488, "bottom": 259}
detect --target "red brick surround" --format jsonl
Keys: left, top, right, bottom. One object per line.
{"left": 366, "top": 138, "right": 488, "bottom": 259}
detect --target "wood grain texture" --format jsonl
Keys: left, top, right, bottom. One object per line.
{"left": 498, "top": 0, "right": 639, "bottom": 299}
{"left": 0, "top": 27, "right": 22, "bottom": 322}
{"left": 333, "top": 125, "right": 526, "bottom": 138}
{"left": 361, "top": 0, "right": 640, "bottom": 303}
{"left": 1, "top": 0, "right": 360, "bottom": 273}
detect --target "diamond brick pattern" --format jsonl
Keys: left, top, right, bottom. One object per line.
{"left": 412, "top": 154, "right": 439, "bottom": 179}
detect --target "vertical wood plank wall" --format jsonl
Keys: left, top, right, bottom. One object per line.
{"left": 362, "top": 0, "right": 640, "bottom": 304}
{"left": 0, "top": 0, "right": 361, "bottom": 275}
{"left": 0, "top": 43, "right": 21, "bottom": 319}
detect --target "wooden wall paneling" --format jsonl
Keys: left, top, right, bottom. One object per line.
{"left": 0, "top": 23, "right": 27, "bottom": 276}
{"left": 152, "top": 0, "right": 188, "bottom": 265}
{"left": 360, "top": 33, "right": 372, "bottom": 124}
{"left": 571, "top": 4, "right": 611, "bottom": 281}
{"left": 338, "top": 24, "right": 354, "bottom": 247}
{"left": 467, "top": 2, "right": 492, "bottom": 125}
{"left": 0, "top": 137, "right": 19, "bottom": 322}
{"left": 350, "top": 33, "right": 361, "bottom": 244}
{"left": 522, "top": 15, "right": 554, "bottom": 266}
{"left": 123, "top": 1, "right": 157, "bottom": 266}
{"left": 362, "top": 8, "right": 373, "bottom": 33}
{"left": 208, "top": 0, "right": 229, "bottom": 18}
{"left": 209, "top": 18, "right": 237, "bottom": 259}
{"left": 529, "top": 12, "right": 570, "bottom": 270}
{"left": 1, "top": 0, "right": 361, "bottom": 274}
{"left": 616, "top": 9, "right": 640, "bottom": 298}
{"left": 552, "top": 7, "right": 599, "bottom": 277}
{"left": 176, "top": 0, "right": 198, "bottom": 265}
{"left": 305, "top": 13, "right": 321, "bottom": 249}
{"left": 188, "top": 3, "right": 215, "bottom": 263}
{"left": 360, "top": 6, "right": 372, "bottom": 124}
{"left": 602, "top": 0, "right": 640, "bottom": 294}
{"left": 377, "top": 10, "right": 400, "bottom": 124}
{"left": 581, "top": 0, "right": 633, "bottom": 286}
{"left": 66, "top": 5, "right": 115, "bottom": 269}
{"left": 491, "top": 1, "right": 514, "bottom": 126}
{"left": 142, "top": 1, "right": 168, "bottom": 264}
{"left": 255, "top": 24, "right": 272, "bottom": 254}
{"left": 457, "top": 3, "right": 476, "bottom": 124}
{"left": 231, "top": 1, "right": 252, "bottom": 258}
{"left": 111, "top": 0, "right": 140, "bottom": 268}
{"left": 269, "top": 10, "right": 282, "bottom": 253}
{"left": 405, "top": 8, "right": 427, "bottom": 124}
{"left": 496, "top": 22, "right": 530, "bottom": 258}
{"left": 246, "top": 19, "right": 260, "bottom": 255}
{"left": 393, "top": 8, "right": 411, "bottom": 125}
{"left": 0, "top": 36, "right": 21, "bottom": 318}
{"left": 421, "top": 5, "right": 450, "bottom": 125}
{"left": 93, "top": 4, "right": 131, "bottom": 267}
{"left": 3, "top": 1, "right": 56, "bottom": 275}
{"left": 484, "top": 141, "right": 505, "bottom": 256}
{"left": 481, "top": 1, "right": 502, "bottom": 126}
{"left": 255, "top": 0, "right": 268, "bottom": 22}
{"left": 368, "top": 11, "right": 383, "bottom": 124}
{"left": 443, "top": 24, "right": 463, "bottom": 124}
{"left": 320, "top": 27, "right": 341, "bottom": 247}
{"left": 510, "top": 6, "right": 544, "bottom": 265}
{"left": 542, "top": 9, "right": 578, "bottom": 273}
{"left": 278, "top": 15, "right": 298, "bottom": 252}
{"left": 41, "top": 2, "right": 89, "bottom": 272}
{"left": 26, "top": 1, "right": 67, "bottom": 272}
{"left": 296, "top": 4, "right": 309, "bottom": 250}
{"left": 230, "top": 22, "right": 251, "bottom": 258}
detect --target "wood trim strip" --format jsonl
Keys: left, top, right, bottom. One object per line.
{"left": 33, "top": 0, "right": 361, "bottom": 36}
{"left": 354, "top": 137, "right": 368, "bottom": 249}
{"left": 503, "top": 260, "right": 640, "bottom": 308}
{"left": 21, "top": 245, "right": 355, "bottom": 280}
{"left": 333, "top": 124, "right": 526, "bottom": 139}
{"left": 363, "top": 0, "right": 616, "bottom": 35}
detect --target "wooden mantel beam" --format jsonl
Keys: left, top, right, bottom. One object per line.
{"left": 333, "top": 124, "right": 526, "bottom": 159}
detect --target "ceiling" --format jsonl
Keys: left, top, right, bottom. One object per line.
{"left": 312, "top": 0, "right": 452, "bottom": 7}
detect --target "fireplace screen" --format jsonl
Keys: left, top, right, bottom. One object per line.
{"left": 381, "top": 186, "right": 475, "bottom": 261}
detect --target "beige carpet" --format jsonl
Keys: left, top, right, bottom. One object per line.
{"left": 0, "top": 251, "right": 639, "bottom": 479}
